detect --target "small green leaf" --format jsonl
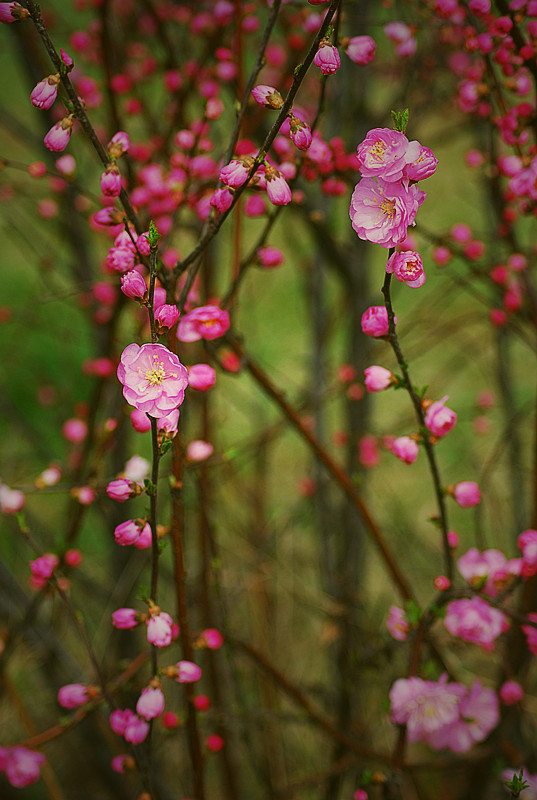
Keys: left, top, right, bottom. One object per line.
{"left": 147, "top": 220, "right": 161, "bottom": 248}
{"left": 505, "top": 768, "right": 529, "bottom": 797}
{"left": 405, "top": 599, "right": 422, "bottom": 625}
{"left": 391, "top": 108, "right": 409, "bottom": 133}
{"left": 160, "top": 439, "right": 173, "bottom": 456}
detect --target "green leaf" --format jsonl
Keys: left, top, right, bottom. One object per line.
{"left": 391, "top": 108, "right": 409, "bottom": 134}
{"left": 147, "top": 220, "right": 161, "bottom": 248}
{"left": 160, "top": 439, "right": 173, "bottom": 456}
{"left": 505, "top": 768, "right": 529, "bottom": 797}
{"left": 405, "top": 599, "right": 422, "bottom": 625}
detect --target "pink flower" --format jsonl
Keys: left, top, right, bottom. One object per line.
{"left": 350, "top": 178, "right": 425, "bottom": 249}
{"left": 452, "top": 481, "right": 481, "bottom": 507}
{"left": 251, "top": 84, "right": 283, "bottom": 109}
{"left": 518, "top": 529, "right": 537, "bottom": 576}
{"left": 404, "top": 145, "right": 438, "bottom": 182}
{"left": 364, "top": 366, "right": 393, "bottom": 392}
{"left": 157, "top": 409, "right": 180, "bottom": 436}
{"left": 176, "top": 660, "right": 202, "bottom": 683}
{"left": 130, "top": 409, "right": 151, "bottom": 432}
{"left": 114, "top": 519, "right": 148, "bottom": 546}
{"left": 58, "top": 683, "right": 89, "bottom": 709}
{"left": 106, "top": 478, "right": 139, "bottom": 502}
{"left": 177, "top": 305, "right": 230, "bottom": 342}
{"left": 100, "top": 166, "right": 122, "bottom": 197}
{"left": 457, "top": 547, "right": 519, "bottom": 596}
{"left": 500, "top": 680, "right": 524, "bottom": 705}
{"left": 219, "top": 157, "right": 254, "bottom": 187}
{"left": 425, "top": 396, "right": 457, "bottom": 437}
{"left": 124, "top": 714, "right": 150, "bottom": 744}
{"left": 428, "top": 681, "right": 499, "bottom": 753}
{"left": 31, "top": 74, "right": 60, "bottom": 109}
{"left": 265, "top": 166, "right": 292, "bottom": 206}
{"left": 187, "top": 440, "right": 214, "bottom": 462}
{"left": 390, "top": 676, "right": 465, "bottom": 743}
{"left": 0, "top": 2, "right": 30, "bottom": 23}
{"left": 313, "top": 43, "right": 341, "bottom": 75}
{"left": 391, "top": 436, "right": 419, "bottom": 464}
{"left": 155, "top": 304, "right": 180, "bottom": 334}
{"left": 108, "top": 131, "right": 130, "bottom": 159}
{"left": 345, "top": 35, "right": 376, "bottom": 65}
{"left": 136, "top": 686, "right": 165, "bottom": 720}
{"left": 356, "top": 128, "right": 421, "bottom": 183}
{"left": 444, "top": 596, "right": 509, "bottom": 651}
{"left": 117, "top": 342, "right": 188, "bottom": 418}
{"left": 198, "top": 628, "right": 223, "bottom": 649}
{"left": 210, "top": 187, "right": 234, "bottom": 214}
{"left": 112, "top": 608, "right": 139, "bottom": 629}
{"left": 0, "top": 484, "right": 25, "bottom": 513}
{"left": 361, "top": 306, "right": 392, "bottom": 337}
{"left": 386, "top": 606, "right": 409, "bottom": 641}
{"left": 121, "top": 270, "right": 147, "bottom": 302}
{"left": 30, "top": 553, "right": 59, "bottom": 580}
{"left": 289, "top": 115, "right": 312, "bottom": 151}
{"left": 110, "top": 708, "right": 133, "bottom": 735}
{"left": 257, "top": 245, "right": 284, "bottom": 267}
{"left": 386, "top": 250, "right": 426, "bottom": 288}
{"left": 188, "top": 364, "right": 216, "bottom": 391}
{"left": 206, "top": 734, "right": 225, "bottom": 752}
{"left": 107, "top": 246, "right": 136, "bottom": 274}
{"left": 44, "top": 117, "right": 74, "bottom": 152}
{"left": 4, "top": 748, "right": 46, "bottom": 788}
{"left": 146, "top": 612, "right": 173, "bottom": 647}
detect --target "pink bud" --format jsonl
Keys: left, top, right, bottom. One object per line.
{"left": 121, "top": 270, "right": 147, "bottom": 302}
{"left": 424, "top": 396, "right": 457, "bottom": 438}
{"left": 251, "top": 84, "right": 284, "bottom": 109}
{"left": 136, "top": 686, "right": 165, "bottom": 720}
{"left": 313, "top": 43, "right": 341, "bottom": 75}
{"left": 155, "top": 304, "right": 180, "bottom": 333}
{"left": 361, "top": 306, "right": 392, "bottom": 337}
{"left": 107, "top": 131, "right": 130, "bottom": 159}
{"left": 188, "top": 364, "right": 216, "bottom": 391}
{"left": 210, "top": 187, "right": 234, "bottom": 214}
{"left": 499, "top": 680, "right": 523, "bottom": 705}
{"left": 452, "top": 481, "right": 481, "bottom": 508}
{"left": 434, "top": 575, "right": 451, "bottom": 591}
{"left": 146, "top": 612, "right": 173, "bottom": 647}
{"left": 289, "top": 115, "right": 312, "bottom": 151}
{"left": 206, "top": 734, "right": 224, "bottom": 752}
{"left": 176, "top": 660, "right": 202, "bottom": 683}
{"left": 187, "top": 440, "right": 214, "bottom": 462}
{"left": 265, "top": 167, "right": 292, "bottom": 206}
{"left": 391, "top": 436, "right": 419, "bottom": 464}
{"left": 44, "top": 117, "right": 74, "bottom": 152}
{"left": 345, "top": 35, "right": 376, "bottom": 66}
{"left": 198, "top": 628, "right": 223, "bottom": 649}
{"left": 0, "top": 484, "right": 25, "bottom": 513}
{"left": 0, "top": 2, "right": 30, "bottom": 23}
{"left": 364, "top": 366, "right": 393, "bottom": 392}
{"left": 58, "top": 683, "right": 89, "bottom": 709}
{"left": 100, "top": 166, "right": 122, "bottom": 197}
{"left": 31, "top": 74, "right": 59, "bottom": 110}
{"left": 112, "top": 608, "right": 139, "bottom": 629}
{"left": 194, "top": 694, "right": 211, "bottom": 711}
{"left": 106, "top": 478, "right": 139, "bottom": 502}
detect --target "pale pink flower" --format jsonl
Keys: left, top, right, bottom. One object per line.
{"left": 0, "top": 2, "right": 30, "bottom": 23}
{"left": 390, "top": 676, "right": 465, "bottom": 743}
{"left": 313, "top": 43, "right": 341, "bottom": 75}
{"left": 177, "top": 305, "right": 230, "bottom": 342}
{"left": 251, "top": 84, "right": 283, "bottom": 109}
{"left": 361, "top": 306, "right": 392, "bottom": 337}
{"left": 428, "top": 681, "right": 499, "bottom": 753}
{"left": 386, "top": 250, "right": 426, "bottom": 288}
{"left": 391, "top": 436, "right": 419, "bottom": 464}
{"left": 453, "top": 481, "right": 481, "bottom": 507}
{"left": 345, "top": 35, "right": 376, "bottom": 65}
{"left": 425, "top": 396, "right": 457, "bottom": 437}
{"left": 117, "top": 343, "right": 188, "bottom": 418}
{"left": 356, "top": 128, "right": 421, "bottom": 183}
{"left": 4, "top": 748, "right": 46, "bottom": 788}
{"left": 136, "top": 686, "right": 165, "bottom": 720}
{"left": 188, "top": 364, "right": 216, "bottom": 391}
{"left": 112, "top": 608, "right": 139, "bottom": 629}
{"left": 31, "top": 74, "right": 60, "bottom": 109}
{"left": 349, "top": 178, "right": 425, "bottom": 249}
{"left": 176, "top": 660, "right": 202, "bottom": 683}
{"left": 386, "top": 606, "right": 409, "bottom": 641}
{"left": 146, "top": 612, "right": 173, "bottom": 647}
{"left": 187, "top": 440, "right": 214, "bottom": 462}
{"left": 364, "top": 366, "right": 393, "bottom": 392}
{"left": 0, "top": 484, "right": 25, "bottom": 513}
{"left": 444, "top": 596, "right": 509, "bottom": 651}
{"left": 44, "top": 117, "right": 74, "bottom": 152}
{"left": 58, "top": 683, "right": 89, "bottom": 709}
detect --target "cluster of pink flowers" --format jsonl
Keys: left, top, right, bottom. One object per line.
{"left": 390, "top": 675, "right": 499, "bottom": 753}
{"left": 457, "top": 547, "right": 522, "bottom": 596}
{"left": 349, "top": 126, "right": 437, "bottom": 249}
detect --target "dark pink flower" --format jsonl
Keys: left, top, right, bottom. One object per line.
{"left": 31, "top": 74, "right": 59, "bottom": 109}
{"left": 4, "top": 748, "right": 46, "bottom": 788}
{"left": 257, "top": 245, "right": 284, "bottom": 267}
{"left": 121, "top": 271, "right": 147, "bottom": 302}
{"left": 350, "top": 178, "right": 424, "bottom": 249}
{"left": 58, "top": 683, "right": 89, "bottom": 709}
{"left": 499, "top": 680, "right": 523, "bottom": 705}
{"left": 30, "top": 553, "right": 59, "bottom": 580}
{"left": 289, "top": 115, "right": 312, "bottom": 151}
{"left": 386, "top": 250, "right": 426, "bottom": 288}
{"left": 112, "top": 608, "right": 139, "bottom": 629}
{"left": 117, "top": 343, "right": 188, "bottom": 418}
{"left": 188, "top": 364, "right": 216, "bottom": 391}
{"left": 361, "top": 306, "right": 392, "bottom": 337}
{"left": 425, "top": 396, "right": 457, "bottom": 437}
{"left": 210, "top": 187, "right": 234, "bottom": 214}
{"left": 177, "top": 305, "right": 230, "bottom": 342}
{"left": 345, "top": 35, "right": 376, "bottom": 65}
{"left": 101, "top": 166, "right": 122, "bottom": 197}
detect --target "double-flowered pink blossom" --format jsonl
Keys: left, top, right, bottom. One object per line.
{"left": 444, "top": 596, "right": 509, "bottom": 651}
{"left": 356, "top": 128, "right": 421, "bottom": 183}
{"left": 177, "top": 305, "right": 230, "bottom": 342}
{"left": 424, "top": 396, "right": 457, "bottom": 437}
{"left": 106, "top": 478, "right": 141, "bottom": 502}
{"left": 386, "top": 250, "right": 426, "bottom": 288}
{"left": 117, "top": 343, "right": 188, "bottom": 418}
{"left": 350, "top": 178, "right": 425, "bottom": 249}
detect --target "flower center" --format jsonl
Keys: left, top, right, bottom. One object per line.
{"left": 145, "top": 359, "right": 166, "bottom": 386}
{"left": 380, "top": 199, "right": 395, "bottom": 218}
{"left": 370, "top": 140, "right": 386, "bottom": 161}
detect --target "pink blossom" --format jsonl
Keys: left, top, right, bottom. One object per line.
{"left": 386, "top": 250, "right": 426, "bottom": 288}
{"left": 124, "top": 714, "right": 150, "bottom": 745}
{"left": 4, "top": 748, "right": 46, "bottom": 788}
{"left": 106, "top": 478, "right": 139, "bottom": 502}
{"left": 117, "top": 343, "right": 188, "bottom": 418}
{"left": 265, "top": 166, "right": 292, "bottom": 205}
{"left": 157, "top": 409, "right": 180, "bottom": 436}
{"left": 391, "top": 436, "right": 419, "bottom": 464}
{"left": 364, "top": 366, "right": 393, "bottom": 392}
{"left": 108, "top": 131, "right": 130, "bottom": 159}
{"left": 345, "top": 35, "right": 376, "bottom": 66}
{"left": 386, "top": 606, "right": 409, "bottom": 641}
{"left": 30, "top": 553, "right": 59, "bottom": 580}
{"left": 155, "top": 304, "right": 180, "bottom": 333}
{"left": 62, "top": 417, "right": 88, "bottom": 443}
{"left": 188, "top": 364, "right": 216, "bottom": 391}
{"left": 121, "top": 270, "right": 147, "bottom": 302}
{"left": 518, "top": 529, "right": 537, "bottom": 576}
{"left": 219, "top": 157, "right": 253, "bottom": 187}
{"left": 206, "top": 734, "right": 225, "bottom": 752}
{"left": 130, "top": 409, "right": 151, "bottom": 433}
{"left": 457, "top": 547, "right": 519, "bottom": 596}
{"left": 177, "top": 305, "right": 230, "bottom": 342}
{"left": 176, "top": 660, "right": 202, "bottom": 683}
{"left": 349, "top": 178, "right": 425, "bottom": 249}
{"left": 453, "top": 481, "right": 481, "bottom": 507}
{"left": 499, "top": 680, "right": 523, "bottom": 705}
{"left": 361, "top": 306, "right": 392, "bottom": 337}
{"left": 425, "top": 396, "right": 457, "bottom": 437}
{"left": 210, "top": 187, "right": 234, "bottom": 214}
{"left": 136, "top": 686, "right": 165, "bottom": 720}
{"left": 251, "top": 84, "right": 283, "bottom": 109}
{"left": 114, "top": 519, "right": 148, "bottom": 546}
{"left": 146, "top": 612, "right": 173, "bottom": 647}
{"left": 187, "top": 440, "right": 214, "bottom": 462}
{"left": 31, "top": 74, "right": 59, "bottom": 109}
{"left": 58, "top": 683, "right": 89, "bottom": 709}
{"left": 313, "top": 43, "right": 341, "bottom": 75}
{"left": 198, "top": 628, "right": 223, "bottom": 649}
{"left": 107, "top": 246, "right": 136, "bottom": 274}
{"left": 390, "top": 676, "right": 465, "bottom": 743}
{"left": 110, "top": 708, "right": 134, "bottom": 735}
{"left": 44, "top": 117, "right": 74, "bottom": 152}
{"left": 444, "top": 596, "right": 509, "bottom": 651}
{"left": 404, "top": 145, "right": 439, "bottom": 182}
{"left": 523, "top": 613, "right": 537, "bottom": 655}
{"left": 101, "top": 166, "right": 122, "bottom": 197}
{"left": 112, "top": 608, "right": 139, "bottom": 629}
{"left": 0, "top": 484, "right": 25, "bottom": 513}
{"left": 257, "top": 245, "right": 284, "bottom": 267}
{"left": 289, "top": 115, "right": 312, "bottom": 151}
{"left": 0, "top": 2, "right": 30, "bottom": 23}
{"left": 428, "top": 681, "right": 499, "bottom": 753}
{"left": 356, "top": 128, "right": 421, "bottom": 183}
